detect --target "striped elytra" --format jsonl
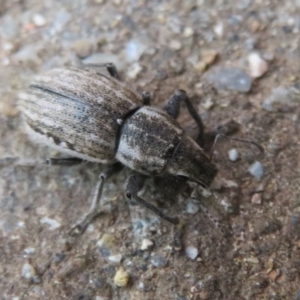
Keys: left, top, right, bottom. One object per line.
{"left": 19, "top": 68, "right": 143, "bottom": 163}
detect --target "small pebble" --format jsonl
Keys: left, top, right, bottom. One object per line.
{"left": 126, "top": 38, "right": 149, "bottom": 62}
{"left": 23, "top": 247, "right": 36, "bottom": 255}
{"left": 183, "top": 27, "right": 194, "bottom": 37}
{"left": 201, "top": 50, "right": 218, "bottom": 66}
{"left": 214, "top": 22, "right": 224, "bottom": 37}
{"left": 262, "top": 87, "right": 298, "bottom": 112}
{"left": 138, "top": 281, "right": 145, "bottom": 290}
{"left": 170, "top": 40, "right": 182, "bottom": 51}
{"left": 169, "top": 57, "right": 185, "bottom": 74}
{"left": 201, "top": 98, "right": 214, "bottom": 110}
{"left": 248, "top": 161, "right": 264, "bottom": 180}
{"left": 72, "top": 40, "right": 93, "bottom": 58}
{"left": 32, "top": 14, "right": 46, "bottom": 27}
{"left": 150, "top": 254, "right": 167, "bottom": 268}
{"left": 248, "top": 53, "right": 268, "bottom": 78}
{"left": 185, "top": 246, "right": 198, "bottom": 260}
{"left": 186, "top": 200, "right": 200, "bottom": 214}
{"left": 127, "top": 62, "right": 142, "bottom": 79}
{"left": 108, "top": 254, "right": 122, "bottom": 264}
{"left": 114, "top": 268, "right": 129, "bottom": 287}
{"left": 195, "top": 61, "right": 207, "bottom": 72}
{"left": 40, "top": 217, "right": 61, "bottom": 230}
{"left": 140, "top": 239, "right": 154, "bottom": 251}
{"left": 228, "top": 148, "right": 238, "bottom": 161}
{"left": 97, "top": 233, "right": 115, "bottom": 248}
{"left": 244, "top": 257, "right": 259, "bottom": 264}
{"left": 251, "top": 193, "right": 262, "bottom": 204}
{"left": 206, "top": 67, "right": 253, "bottom": 92}
{"left": 244, "top": 38, "right": 258, "bottom": 50}
{"left": 22, "top": 263, "right": 40, "bottom": 283}
{"left": 250, "top": 20, "right": 262, "bottom": 32}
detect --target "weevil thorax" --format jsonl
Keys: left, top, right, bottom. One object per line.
{"left": 116, "top": 106, "right": 183, "bottom": 176}
{"left": 166, "top": 135, "right": 218, "bottom": 188}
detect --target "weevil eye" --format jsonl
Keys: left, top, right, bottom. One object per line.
{"left": 175, "top": 175, "right": 189, "bottom": 182}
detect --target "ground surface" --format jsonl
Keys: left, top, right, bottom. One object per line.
{"left": 0, "top": 1, "right": 300, "bottom": 299}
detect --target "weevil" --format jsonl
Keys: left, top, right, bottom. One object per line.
{"left": 18, "top": 63, "right": 260, "bottom": 236}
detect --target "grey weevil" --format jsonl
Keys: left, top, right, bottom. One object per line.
{"left": 18, "top": 63, "right": 260, "bottom": 236}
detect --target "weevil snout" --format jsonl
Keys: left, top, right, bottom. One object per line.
{"left": 166, "top": 135, "right": 218, "bottom": 188}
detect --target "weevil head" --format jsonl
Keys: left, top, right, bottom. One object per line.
{"left": 166, "top": 135, "right": 218, "bottom": 188}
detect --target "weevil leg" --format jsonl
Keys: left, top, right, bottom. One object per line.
{"left": 126, "top": 174, "right": 180, "bottom": 225}
{"left": 0, "top": 157, "right": 83, "bottom": 168}
{"left": 83, "top": 62, "right": 119, "bottom": 79}
{"left": 142, "top": 91, "right": 151, "bottom": 105}
{"left": 105, "top": 63, "right": 119, "bottom": 79}
{"left": 69, "top": 162, "right": 123, "bottom": 236}
{"left": 46, "top": 157, "right": 83, "bottom": 166}
{"left": 164, "top": 90, "right": 205, "bottom": 147}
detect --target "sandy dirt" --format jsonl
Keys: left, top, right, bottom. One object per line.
{"left": 0, "top": 0, "right": 300, "bottom": 299}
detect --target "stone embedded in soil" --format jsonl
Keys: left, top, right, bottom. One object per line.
{"left": 201, "top": 97, "right": 214, "bottom": 110}
{"left": 21, "top": 263, "right": 40, "bottom": 283}
{"left": 127, "top": 62, "right": 142, "bottom": 79}
{"left": 170, "top": 40, "right": 182, "bottom": 51}
{"left": 140, "top": 239, "right": 154, "bottom": 251}
{"left": 262, "top": 87, "right": 299, "bottom": 112}
{"left": 251, "top": 193, "right": 262, "bottom": 204}
{"left": 114, "top": 268, "right": 129, "bottom": 287}
{"left": 248, "top": 53, "right": 268, "bottom": 78}
{"left": 32, "top": 14, "right": 46, "bottom": 27}
{"left": 183, "top": 27, "right": 194, "bottom": 37}
{"left": 185, "top": 246, "right": 198, "bottom": 260}
{"left": 150, "top": 254, "right": 168, "bottom": 268}
{"left": 108, "top": 254, "right": 122, "bottom": 264}
{"left": 201, "top": 50, "right": 218, "bottom": 66}
{"left": 228, "top": 148, "right": 238, "bottom": 161}
{"left": 40, "top": 216, "right": 61, "bottom": 230}
{"left": 248, "top": 161, "right": 264, "bottom": 180}
{"left": 72, "top": 40, "right": 93, "bottom": 58}
{"left": 186, "top": 200, "right": 200, "bottom": 214}
{"left": 126, "top": 38, "right": 149, "bottom": 62}
{"left": 206, "top": 67, "right": 253, "bottom": 92}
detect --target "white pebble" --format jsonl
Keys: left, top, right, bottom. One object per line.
{"left": 251, "top": 193, "right": 262, "bottom": 204}
{"left": 22, "top": 263, "right": 40, "bottom": 283}
{"left": 183, "top": 27, "right": 194, "bottom": 37}
{"left": 23, "top": 247, "right": 36, "bottom": 255}
{"left": 248, "top": 53, "right": 268, "bottom": 78}
{"left": 40, "top": 217, "right": 61, "bottom": 230}
{"left": 248, "top": 161, "right": 264, "bottom": 180}
{"left": 201, "top": 98, "right": 214, "bottom": 110}
{"left": 108, "top": 254, "right": 122, "bottom": 264}
{"left": 214, "top": 22, "right": 224, "bottom": 37}
{"left": 186, "top": 200, "right": 200, "bottom": 214}
{"left": 140, "top": 239, "right": 153, "bottom": 251}
{"left": 228, "top": 148, "right": 238, "bottom": 161}
{"left": 32, "top": 14, "right": 46, "bottom": 27}
{"left": 127, "top": 62, "right": 142, "bottom": 79}
{"left": 126, "top": 39, "right": 148, "bottom": 62}
{"left": 170, "top": 40, "right": 182, "bottom": 51}
{"left": 185, "top": 246, "right": 198, "bottom": 260}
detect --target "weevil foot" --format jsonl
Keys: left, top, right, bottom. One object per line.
{"left": 171, "top": 220, "right": 185, "bottom": 252}
{"left": 68, "top": 210, "right": 102, "bottom": 236}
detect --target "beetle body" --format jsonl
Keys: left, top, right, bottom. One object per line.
{"left": 19, "top": 66, "right": 218, "bottom": 231}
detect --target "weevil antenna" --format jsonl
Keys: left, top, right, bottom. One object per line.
{"left": 209, "top": 134, "right": 264, "bottom": 162}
